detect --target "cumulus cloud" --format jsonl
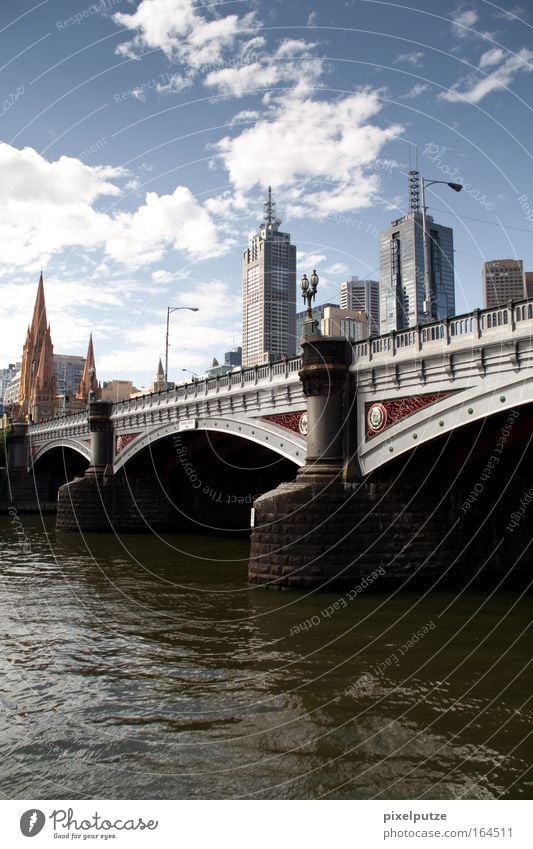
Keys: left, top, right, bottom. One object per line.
{"left": 215, "top": 88, "right": 402, "bottom": 217}
{"left": 441, "top": 47, "right": 533, "bottom": 103}
{"left": 114, "top": 0, "right": 256, "bottom": 69}
{"left": 204, "top": 38, "right": 323, "bottom": 98}
{"left": 0, "top": 142, "right": 230, "bottom": 270}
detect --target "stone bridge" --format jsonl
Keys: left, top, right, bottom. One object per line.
{"left": 5, "top": 299, "right": 533, "bottom": 590}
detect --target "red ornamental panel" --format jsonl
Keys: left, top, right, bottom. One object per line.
{"left": 263, "top": 412, "right": 307, "bottom": 436}
{"left": 366, "top": 392, "right": 451, "bottom": 438}
{"left": 115, "top": 433, "right": 140, "bottom": 455}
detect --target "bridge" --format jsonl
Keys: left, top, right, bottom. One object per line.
{"left": 4, "top": 299, "right": 533, "bottom": 589}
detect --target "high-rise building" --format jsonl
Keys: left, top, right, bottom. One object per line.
{"left": 224, "top": 347, "right": 242, "bottom": 367}
{"left": 296, "top": 303, "right": 339, "bottom": 353}
{"left": 0, "top": 362, "right": 21, "bottom": 403}
{"left": 54, "top": 355, "right": 85, "bottom": 398}
{"left": 482, "top": 259, "right": 525, "bottom": 308}
{"left": 242, "top": 188, "right": 296, "bottom": 367}
{"left": 321, "top": 306, "right": 368, "bottom": 341}
{"left": 379, "top": 172, "right": 456, "bottom": 333}
{"left": 340, "top": 277, "right": 380, "bottom": 336}
{"left": 524, "top": 271, "right": 533, "bottom": 299}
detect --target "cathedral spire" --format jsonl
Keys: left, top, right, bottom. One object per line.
{"left": 76, "top": 333, "right": 98, "bottom": 401}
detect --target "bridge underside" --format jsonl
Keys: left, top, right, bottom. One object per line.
{"left": 57, "top": 430, "right": 298, "bottom": 533}
{"left": 250, "top": 405, "right": 533, "bottom": 589}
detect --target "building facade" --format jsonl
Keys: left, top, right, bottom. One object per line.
{"left": 482, "top": 259, "right": 525, "bottom": 308}
{"left": 379, "top": 212, "right": 455, "bottom": 333}
{"left": 242, "top": 189, "right": 296, "bottom": 367}
{"left": 340, "top": 277, "right": 380, "bottom": 336}
{"left": 321, "top": 306, "right": 368, "bottom": 341}
{"left": 524, "top": 271, "right": 533, "bottom": 299}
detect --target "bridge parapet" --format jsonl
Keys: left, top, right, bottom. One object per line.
{"left": 352, "top": 299, "right": 533, "bottom": 366}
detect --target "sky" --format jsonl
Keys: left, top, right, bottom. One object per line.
{"left": 0, "top": 0, "right": 532, "bottom": 388}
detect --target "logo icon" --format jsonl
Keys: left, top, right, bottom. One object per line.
{"left": 20, "top": 810, "right": 46, "bottom": 837}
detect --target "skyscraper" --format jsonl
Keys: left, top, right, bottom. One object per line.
{"left": 379, "top": 173, "right": 456, "bottom": 333}
{"left": 242, "top": 188, "right": 296, "bottom": 367}
{"left": 340, "top": 277, "right": 380, "bottom": 336}
{"left": 483, "top": 259, "right": 525, "bottom": 308}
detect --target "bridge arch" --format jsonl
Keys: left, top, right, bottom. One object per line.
{"left": 30, "top": 437, "right": 91, "bottom": 471}
{"left": 113, "top": 416, "right": 306, "bottom": 473}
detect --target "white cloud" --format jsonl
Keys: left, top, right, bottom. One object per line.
{"left": 215, "top": 88, "right": 402, "bottom": 217}
{"left": 451, "top": 8, "right": 479, "bottom": 35}
{"left": 479, "top": 47, "right": 506, "bottom": 67}
{"left": 399, "top": 83, "right": 430, "bottom": 99}
{"left": 494, "top": 5, "right": 527, "bottom": 21}
{"left": 114, "top": 0, "right": 256, "bottom": 69}
{"left": 393, "top": 51, "right": 425, "bottom": 67}
{"left": 441, "top": 47, "right": 533, "bottom": 103}
{"left": 325, "top": 262, "right": 350, "bottom": 276}
{"left": 0, "top": 142, "right": 231, "bottom": 270}
{"left": 204, "top": 39, "right": 323, "bottom": 98}
{"left": 307, "top": 11, "right": 318, "bottom": 27}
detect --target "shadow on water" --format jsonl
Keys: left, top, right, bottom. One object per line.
{"left": 0, "top": 515, "right": 531, "bottom": 799}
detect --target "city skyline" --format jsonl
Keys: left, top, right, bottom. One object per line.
{"left": 0, "top": 0, "right": 532, "bottom": 387}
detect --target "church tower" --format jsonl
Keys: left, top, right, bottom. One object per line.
{"left": 76, "top": 333, "right": 100, "bottom": 402}
{"left": 18, "top": 273, "right": 57, "bottom": 420}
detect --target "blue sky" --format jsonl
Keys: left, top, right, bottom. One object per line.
{"left": 0, "top": 0, "right": 532, "bottom": 387}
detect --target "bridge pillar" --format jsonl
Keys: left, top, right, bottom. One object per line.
{"left": 249, "top": 336, "right": 358, "bottom": 588}
{"left": 86, "top": 400, "right": 113, "bottom": 477}
{"left": 6, "top": 422, "right": 29, "bottom": 471}
{"left": 298, "top": 336, "right": 352, "bottom": 480}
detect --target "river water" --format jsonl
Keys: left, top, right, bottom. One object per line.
{"left": 0, "top": 514, "right": 531, "bottom": 800}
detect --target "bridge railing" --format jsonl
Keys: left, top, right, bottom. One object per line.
{"left": 111, "top": 356, "right": 303, "bottom": 416}
{"left": 29, "top": 409, "right": 89, "bottom": 439}
{"left": 353, "top": 298, "right": 533, "bottom": 364}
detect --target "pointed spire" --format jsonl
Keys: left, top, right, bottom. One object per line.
{"left": 30, "top": 271, "right": 47, "bottom": 339}
{"left": 76, "top": 333, "right": 98, "bottom": 401}
{"left": 156, "top": 357, "right": 165, "bottom": 379}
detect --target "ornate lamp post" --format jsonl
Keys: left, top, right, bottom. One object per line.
{"left": 165, "top": 306, "right": 199, "bottom": 386}
{"left": 421, "top": 178, "right": 462, "bottom": 321}
{"left": 301, "top": 269, "right": 320, "bottom": 337}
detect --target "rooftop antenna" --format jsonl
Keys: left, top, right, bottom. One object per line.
{"left": 264, "top": 186, "right": 274, "bottom": 228}
{"left": 408, "top": 143, "right": 420, "bottom": 214}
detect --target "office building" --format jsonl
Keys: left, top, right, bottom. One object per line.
{"left": 379, "top": 172, "right": 456, "bottom": 333}
{"left": 482, "top": 260, "right": 525, "bottom": 308}
{"left": 242, "top": 188, "right": 296, "bottom": 367}
{"left": 1, "top": 363, "right": 21, "bottom": 403}
{"left": 321, "top": 306, "right": 368, "bottom": 341}
{"left": 525, "top": 271, "right": 533, "bottom": 299}
{"left": 224, "top": 347, "right": 242, "bottom": 367}
{"left": 340, "top": 277, "right": 380, "bottom": 336}
{"left": 296, "top": 303, "right": 338, "bottom": 353}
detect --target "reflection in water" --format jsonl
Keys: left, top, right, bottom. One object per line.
{"left": 0, "top": 516, "right": 531, "bottom": 799}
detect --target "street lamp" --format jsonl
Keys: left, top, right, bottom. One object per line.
{"left": 301, "top": 269, "right": 320, "bottom": 337}
{"left": 181, "top": 368, "right": 198, "bottom": 380}
{"left": 421, "top": 179, "right": 462, "bottom": 321}
{"left": 165, "top": 306, "right": 199, "bottom": 386}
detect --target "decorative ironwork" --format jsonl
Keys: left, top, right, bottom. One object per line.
{"left": 366, "top": 392, "right": 451, "bottom": 439}
{"left": 263, "top": 412, "right": 307, "bottom": 436}
{"left": 115, "top": 433, "right": 140, "bottom": 455}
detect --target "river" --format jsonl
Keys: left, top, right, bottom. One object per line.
{"left": 0, "top": 514, "right": 531, "bottom": 799}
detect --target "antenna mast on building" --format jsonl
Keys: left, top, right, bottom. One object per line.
{"left": 409, "top": 168, "right": 420, "bottom": 213}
